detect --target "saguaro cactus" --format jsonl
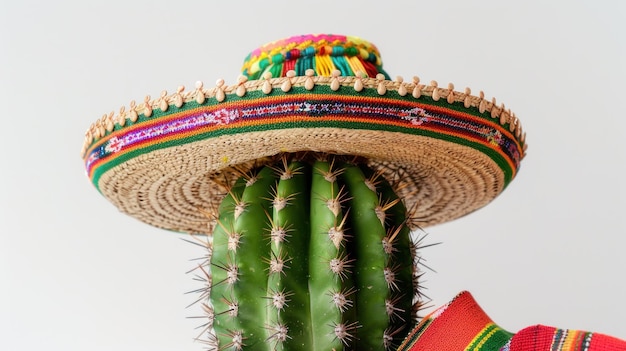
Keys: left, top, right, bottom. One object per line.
{"left": 200, "top": 154, "right": 423, "bottom": 350}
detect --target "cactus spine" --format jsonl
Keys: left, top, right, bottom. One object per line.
{"left": 204, "top": 154, "right": 421, "bottom": 350}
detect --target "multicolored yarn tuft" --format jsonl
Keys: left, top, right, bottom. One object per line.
{"left": 241, "top": 34, "right": 390, "bottom": 80}
{"left": 397, "top": 291, "right": 626, "bottom": 351}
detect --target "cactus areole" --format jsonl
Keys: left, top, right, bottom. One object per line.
{"left": 81, "top": 34, "right": 526, "bottom": 350}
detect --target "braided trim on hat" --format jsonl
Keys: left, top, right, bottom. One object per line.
{"left": 82, "top": 72, "right": 526, "bottom": 158}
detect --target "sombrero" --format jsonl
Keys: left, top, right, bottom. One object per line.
{"left": 81, "top": 34, "right": 526, "bottom": 234}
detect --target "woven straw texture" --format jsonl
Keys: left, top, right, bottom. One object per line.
{"left": 96, "top": 128, "right": 504, "bottom": 234}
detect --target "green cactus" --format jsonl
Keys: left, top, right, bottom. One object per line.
{"left": 201, "top": 154, "right": 423, "bottom": 351}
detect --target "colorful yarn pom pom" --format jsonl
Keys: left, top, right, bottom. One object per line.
{"left": 241, "top": 34, "right": 389, "bottom": 79}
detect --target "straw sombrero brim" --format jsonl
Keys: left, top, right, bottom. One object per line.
{"left": 82, "top": 74, "right": 526, "bottom": 234}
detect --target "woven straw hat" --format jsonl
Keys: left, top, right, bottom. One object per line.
{"left": 81, "top": 34, "right": 526, "bottom": 234}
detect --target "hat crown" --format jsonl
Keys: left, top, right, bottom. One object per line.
{"left": 241, "top": 34, "right": 390, "bottom": 79}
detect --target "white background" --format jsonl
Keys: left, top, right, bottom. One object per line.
{"left": 2, "top": 1, "right": 625, "bottom": 350}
